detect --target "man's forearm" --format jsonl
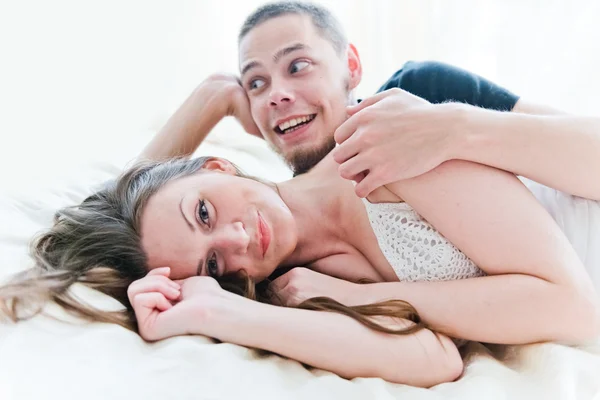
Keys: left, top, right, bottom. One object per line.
{"left": 350, "top": 274, "right": 599, "bottom": 344}
{"left": 449, "top": 103, "right": 600, "bottom": 200}
{"left": 209, "top": 298, "right": 462, "bottom": 386}
{"left": 138, "top": 86, "right": 226, "bottom": 161}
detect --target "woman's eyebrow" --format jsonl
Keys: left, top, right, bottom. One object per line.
{"left": 179, "top": 197, "right": 195, "bottom": 231}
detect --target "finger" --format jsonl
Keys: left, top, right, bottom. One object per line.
{"left": 132, "top": 293, "right": 174, "bottom": 341}
{"left": 234, "top": 89, "right": 262, "bottom": 138}
{"left": 332, "top": 132, "right": 363, "bottom": 165}
{"left": 354, "top": 172, "right": 383, "bottom": 198}
{"left": 136, "top": 281, "right": 181, "bottom": 300}
{"left": 146, "top": 270, "right": 180, "bottom": 290}
{"left": 267, "top": 290, "right": 286, "bottom": 306}
{"left": 239, "top": 106, "right": 262, "bottom": 138}
{"left": 147, "top": 267, "right": 171, "bottom": 277}
{"left": 133, "top": 292, "right": 173, "bottom": 314}
{"left": 130, "top": 274, "right": 180, "bottom": 292}
{"left": 146, "top": 267, "right": 180, "bottom": 289}
{"left": 351, "top": 171, "right": 367, "bottom": 185}
{"left": 338, "top": 154, "right": 370, "bottom": 181}
{"left": 333, "top": 113, "right": 361, "bottom": 145}
{"left": 346, "top": 90, "right": 391, "bottom": 115}
{"left": 128, "top": 277, "right": 181, "bottom": 302}
{"left": 268, "top": 273, "right": 290, "bottom": 292}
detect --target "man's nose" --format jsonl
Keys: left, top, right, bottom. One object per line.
{"left": 269, "top": 80, "right": 295, "bottom": 107}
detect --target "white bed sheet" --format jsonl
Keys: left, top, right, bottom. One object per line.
{"left": 1, "top": 126, "right": 599, "bottom": 400}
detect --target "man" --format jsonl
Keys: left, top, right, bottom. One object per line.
{"left": 141, "top": 1, "right": 600, "bottom": 201}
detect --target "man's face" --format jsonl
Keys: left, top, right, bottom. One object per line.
{"left": 239, "top": 14, "right": 361, "bottom": 174}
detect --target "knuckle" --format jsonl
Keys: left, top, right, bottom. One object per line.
{"left": 331, "top": 147, "right": 342, "bottom": 163}
{"left": 358, "top": 130, "right": 375, "bottom": 147}
{"left": 333, "top": 129, "right": 343, "bottom": 143}
{"left": 369, "top": 167, "right": 384, "bottom": 183}
{"left": 207, "top": 73, "right": 233, "bottom": 82}
{"left": 356, "top": 110, "right": 371, "bottom": 124}
{"left": 287, "top": 284, "right": 300, "bottom": 297}
{"left": 338, "top": 164, "right": 351, "bottom": 179}
{"left": 156, "top": 275, "right": 172, "bottom": 285}
{"left": 288, "top": 267, "right": 302, "bottom": 279}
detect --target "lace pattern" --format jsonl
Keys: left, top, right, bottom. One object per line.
{"left": 362, "top": 199, "right": 485, "bottom": 282}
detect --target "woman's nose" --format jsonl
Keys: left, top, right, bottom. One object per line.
{"left": 215, "top": 221, "right": 249, "bottom": 254}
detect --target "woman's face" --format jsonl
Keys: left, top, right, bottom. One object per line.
{"left": 140, "top": 159, "right": 297, "bottom": 282}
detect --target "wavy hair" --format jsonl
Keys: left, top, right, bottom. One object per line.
{"left": 0, "top": 157, "right": 425, "bottom": 336}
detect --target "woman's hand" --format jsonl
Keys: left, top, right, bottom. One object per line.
{"left": 127, "top": 267, "right": 238, "bottom": 341}
{"left": 269, "top": 267, "right": 358, "bottom": 307}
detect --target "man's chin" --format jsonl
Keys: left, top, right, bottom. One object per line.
{"left": 285, "top": 137, "right": 337, "bottom": 176}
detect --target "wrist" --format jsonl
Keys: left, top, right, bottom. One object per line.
{"left": 192, "top": 81, "right": 230, "bottom": 119}
{"left": 346, "top": 282, "right": 375, "bottom": 306}
{"left": 201, "top": 293, "right": 266, "bottom": 342}
{"left": 438, "top": 102, "right": 482, "bottom": 161}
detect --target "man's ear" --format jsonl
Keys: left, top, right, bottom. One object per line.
{"left": 346, "top": 43, "right": 363, "bottom": 90}
{"left": 202, "top": 158, "right": 238, "bottom": 175}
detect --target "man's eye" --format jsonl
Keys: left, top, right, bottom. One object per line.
{"left": 250, "top": 79, "right": 265, "bottom": 90}
{"left": 290, "top": 61, "right": 309, "bottom": 74}
{"left": 197, "top": 200, "right": 209, "bottom": 225}
{"left": 207, "top": 254, "right": 219, "bottom": 277}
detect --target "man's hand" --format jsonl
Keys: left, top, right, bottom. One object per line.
{"left": 205, "top": 74, "right": 261, "bottom": 137}
{"left": 139, "top": 74, "right": 261, "bottom": 160}
{"left": 269, "top": 267, "right": 357, "bottom": 307}
{"left": 332, "top": 88, "right": 458, "bottom": 198}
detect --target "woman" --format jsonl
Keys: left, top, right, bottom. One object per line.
{"left": 1, "top": 86, "right": 599, "bottom": 388}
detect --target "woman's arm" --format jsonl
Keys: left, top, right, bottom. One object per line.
{"left": 138, "top": 74, "right": 259, "bottom": 161}
{"left": 350, "top": 160, "right": 600, "bottom": 344}
{"left": 209, "top": 296, "right": 463, "bottom": 387}
{"left": 131, "top": 271, "right": 462, "bottom": 387}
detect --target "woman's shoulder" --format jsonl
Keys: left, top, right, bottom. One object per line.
{"left": 366, "top": 186, "right": 404, "bottom": 204}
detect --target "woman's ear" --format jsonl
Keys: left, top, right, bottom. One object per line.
{"left": 202, "top": 158, "right": 238, "bottom": 175}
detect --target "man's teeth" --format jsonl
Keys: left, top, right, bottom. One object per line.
{"left": 278, "top": 115, "right": 313, "bottom": 132}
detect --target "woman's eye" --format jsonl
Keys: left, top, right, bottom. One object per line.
{"left": 207, "top": 254, "right": 219, "bottom": 277}
{"left": 197, "top": 200, "right": 210, "bottom": 225}
{"left": 250, "top": 78, "right": 265, "bottom": 90}
{"left": 290, "top": 61, "right": 309, "bottom": 74}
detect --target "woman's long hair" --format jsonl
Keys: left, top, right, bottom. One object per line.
{"left": 0, "top": 157, "right": 425, "bottom": 335}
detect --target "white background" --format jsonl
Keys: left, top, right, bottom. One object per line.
{"left": 1, "top": 0, "right": 599, "bottom": 192}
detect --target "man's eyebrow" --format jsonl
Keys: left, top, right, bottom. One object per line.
{"left": 241, "top": 61, "right": 259, "bottom": 78}
{"left": 273, "top": 43, "right": 307, "bottom": 63}
{"left": 179, "top": 197, "right": 194, "bottom": 231}
{"left": 240, "top": 43, "right": 308, "bottom": 78}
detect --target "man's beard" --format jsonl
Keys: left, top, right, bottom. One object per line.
{"left": 270, "top": 80, "right": 352, "bottom": 176}
{"left": 268, "top": 136, "right": 337, "bottom": 176}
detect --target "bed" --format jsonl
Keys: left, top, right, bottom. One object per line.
{"left": 1, "top": 121, "right": 599, "bottom": 400}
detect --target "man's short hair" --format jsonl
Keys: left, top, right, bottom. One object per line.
{"left": 238, "top": 1, "right": 348, "bottom": 55}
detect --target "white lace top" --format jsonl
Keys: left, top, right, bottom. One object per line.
{"left": 361, "top": 199, "right": 485, "bottom": 282}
